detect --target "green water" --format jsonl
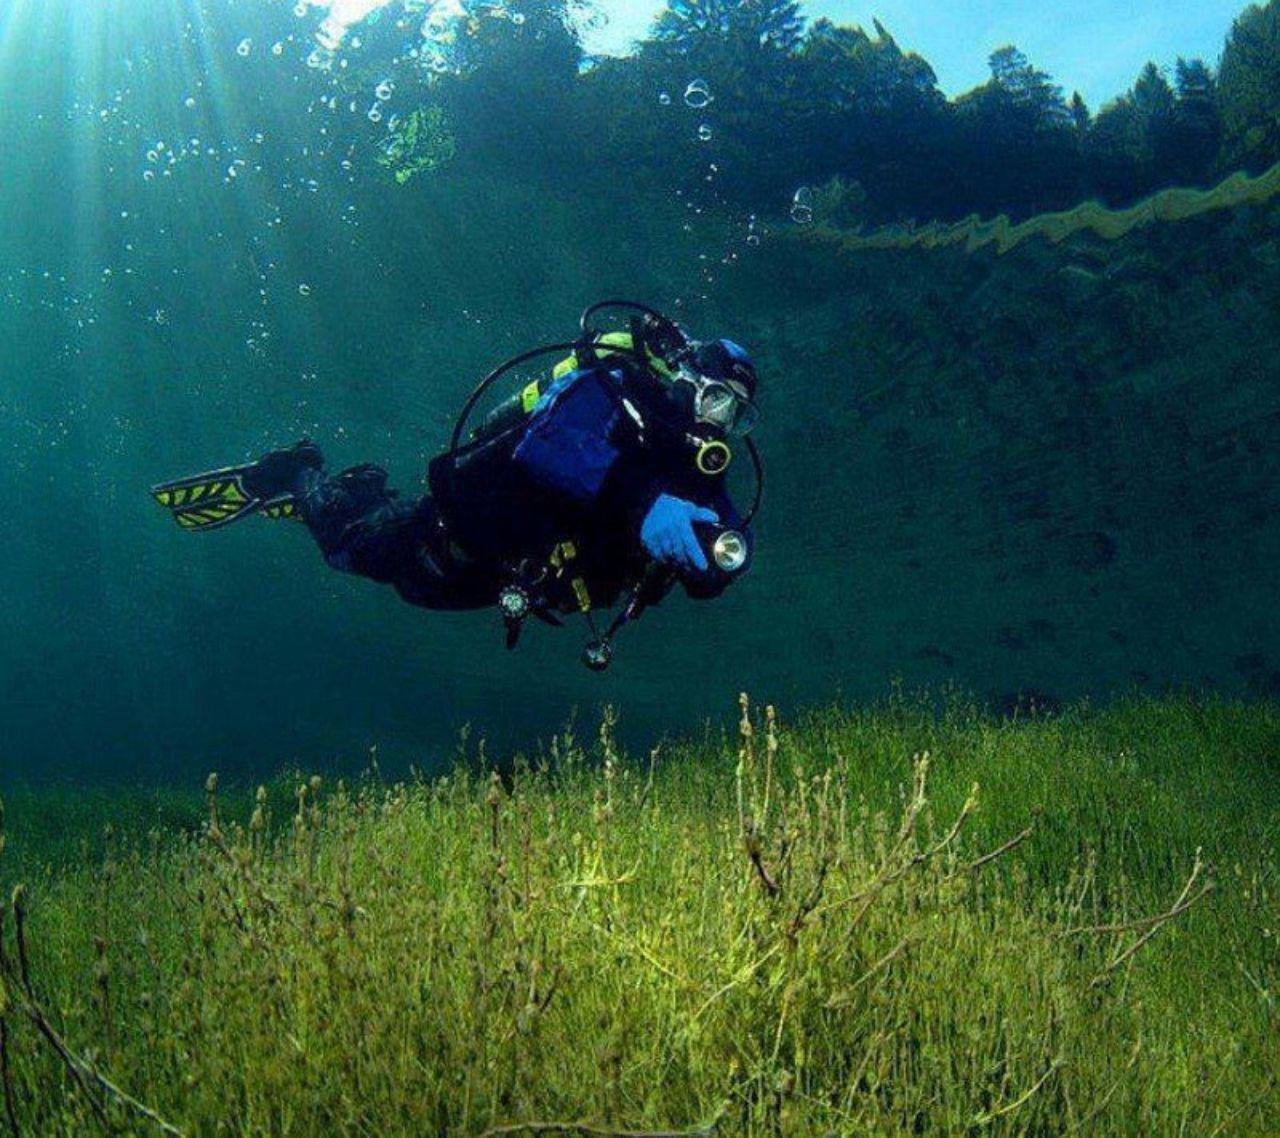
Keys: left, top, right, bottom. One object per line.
{"left": 3, "top": 0, "right": 1280, "bottom": 787}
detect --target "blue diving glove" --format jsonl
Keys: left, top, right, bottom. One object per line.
{"left": 640, "top": 494, "right": 720, "bottom": 574}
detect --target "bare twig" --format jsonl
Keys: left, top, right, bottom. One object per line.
{"left": 1090, "top": 851, "right": 1212, "bottom": 988}
{"left": 825, "top": 936, "right": 913, "bottom": 1008}
{"left": 4, "top": 888, "right": 184, "bottom": 1137}
{"left": 0, "top": 1017, "right": 20, "bottom": 1138}
{"left": 748, "top": 849, "right": 780, "bottom": 897}
{"left": 742, "top": 816, "right": 780, "bottom": 897}
{"left": 785, "top": 855, "right": 831, "bottom": 940}
{"left": 972, "top": 1057, "right": 1064, "bottom": 1124}
{"left": 1061, "top": 885, "right": 1210, "bottom": 937}
{"left": 480, "top": 1106, "right": 725, "bottom": 1138}
{"left": 906, "top": 784, "right": 978, "bottom": 870}
{"left": 942, "top": 824, "right": 1035, "bottom": 883}
{"left": 1064, "top": 1035, "right": 1142, "bottom": 1134}
{"left": 6, "top": 890, "right": 113, "bottom": 1132}
{"left": 636, "top": 745, "right": 661, "bottom": 812}
{"left": 18, "top": 996, "right": 183, "bottom": 1136}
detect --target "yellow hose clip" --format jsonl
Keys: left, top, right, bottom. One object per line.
{"left": 694, "top": 438, "right": 732, "bottom": 476}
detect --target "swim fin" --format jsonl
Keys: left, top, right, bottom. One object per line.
{"left": 150, "top": 464, "right": 300, "bottom": 532}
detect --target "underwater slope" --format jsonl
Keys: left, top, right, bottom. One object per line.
{"left": 707, "top": 188, "right": 1280, "bottom": 711}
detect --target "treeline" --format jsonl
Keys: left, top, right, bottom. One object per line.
{"left": 349, "top": 0, "right": 1280, "bottom": 225}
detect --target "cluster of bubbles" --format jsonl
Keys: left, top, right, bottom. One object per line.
{"left": 657, "top": 79, "right": 716, "bottom": 146}
{"left": 245, "top": 316, "right": 272, "bottom": 354}
{"left": 368, "top": 78, "right": 394, "bottom": 123}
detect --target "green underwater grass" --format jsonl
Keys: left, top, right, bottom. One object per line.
{"left": 1, "top": 692, "right": 1277, "bottom": 1136}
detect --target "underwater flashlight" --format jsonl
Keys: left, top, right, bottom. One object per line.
{"left": 582, "top": 639, "right": 614, "bottom": 671}
{"left": 711, "top": 529, "right": 749, "bottom": 574}
{"left": 498, "top": 585, "right": 531, "bottom": 621}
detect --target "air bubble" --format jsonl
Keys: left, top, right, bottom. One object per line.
{"left": 684, "top": 78, "right": 711, "bottom": 108}
{"left": 790, "top": 186, "right": 814, "bottom": 225}
{"left": 658, "top": 92, "right": 671, "bottom": 106}
{"left": 272, "top": 41, "right": 284, "bottom": 56}
{"left": 236, "top": 38, "right": 252, "bottom": 57}
{"left": 184, "top": 96, "right": 196, "bottom": 108}
{"left": 512, "top": 12, "right": 526, "bottom": 24}
{"left": 374, "top": 79, "right": 393, "bottom": 101}
{"left": 697, "top": 124, "right": 712, "bottom": 142}
{"left": 298, "top": 283, "right": 311, "bottom": 296}
{"left": 367, "top": 106, "right": 382, "bottom": 123}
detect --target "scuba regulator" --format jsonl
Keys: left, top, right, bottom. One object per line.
{"left": 440, "top": 300, "right": 762, "bottom": 670}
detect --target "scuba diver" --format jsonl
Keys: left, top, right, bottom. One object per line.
{"left": 151, "top": 301, "right": 763, "bottom": 669}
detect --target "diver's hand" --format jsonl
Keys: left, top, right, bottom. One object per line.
{"left": 640, "top": 494, "right": 719, "bottom": 574}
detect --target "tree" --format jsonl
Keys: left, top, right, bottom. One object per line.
{"left": 797, "top": 19, "right": 951, "bottom": 220}
{"left": 1069, "top": 92, "right": 1091, "bottom": 135}
{"left": 1084, "top": 95, "right": 1145, "bottom": 203}
{"left": 432, "top": 0, "right": 584, "bottom": 171}
{"left": 1167, "top": 58, "right": 1221, "bottom": 183}
{"left": 630, "top": 0, "right": 810, "bottom": 204}
{"left": 800, "top": 18, "right": 942, "bottom": 113}
{"left": 987, "top": 45, "right": 1073, "bottom": 128}
{"left": 1218, "top": 0, "right": 1280, "bottom": 169}
{"left": 1082, "top": 57, "right": 1221, "bottom": 200}
{"left": 1132, "top": 62, "right": 1179, "bottom": 177}
{"left": 951, "top": 47, "right": 1083, "bottom": 216}
{"left": 650, "top": 0, "right": 804, "bottom": 59}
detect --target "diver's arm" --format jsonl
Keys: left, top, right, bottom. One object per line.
{"left": 680, "top": 482, "right": 753, "bottom": 600}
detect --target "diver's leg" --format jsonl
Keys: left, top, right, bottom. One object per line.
{"left": 297, "top": 470, "right": 492, "bottom": 609}
{"left": 245, "top": 441, "right": 477, "bottom": 607}
{"left": 293, "top": 464, "right": 423, "bottom": 583}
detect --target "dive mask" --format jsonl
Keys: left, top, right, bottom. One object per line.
{"left": 677, "top": 367, "right": 760, "bottom": 436}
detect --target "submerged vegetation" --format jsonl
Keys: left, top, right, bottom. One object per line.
{"left": 2, "top": 694, "right": 1277, "bottom": 1135}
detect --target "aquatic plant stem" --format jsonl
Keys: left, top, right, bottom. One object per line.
{"left": 0, "top": 1017, "right": 19, "bottom": 1138}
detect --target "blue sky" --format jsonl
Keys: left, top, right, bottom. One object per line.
{"left": 581, "top": 0, "right": 1249, "bottom": 110}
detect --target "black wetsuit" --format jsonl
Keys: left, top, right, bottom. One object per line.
{"left": 292, "top": 359, "right": 751, "bottom": 613}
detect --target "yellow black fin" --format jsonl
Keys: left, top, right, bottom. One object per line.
{"left": 150, "top": 465, "right": 298, "bottom": 532}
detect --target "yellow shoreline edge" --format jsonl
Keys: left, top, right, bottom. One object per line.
{"left": 802, "top": 159, "right": 1280, "bottom": 256}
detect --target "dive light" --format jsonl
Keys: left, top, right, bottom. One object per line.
{"left": 709, "top": 528, "right": 749, "bottom": 574}
{"left": 695, "top": 523, "right": 750, "bottom": 576}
